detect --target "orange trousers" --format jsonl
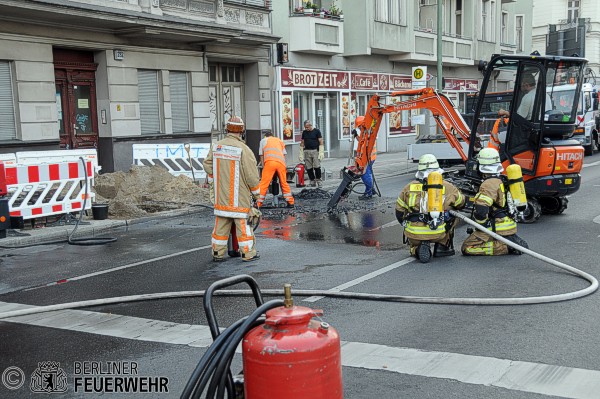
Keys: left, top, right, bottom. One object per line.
{"left": 257, "top": 162, "right": 294, "bottom": 206}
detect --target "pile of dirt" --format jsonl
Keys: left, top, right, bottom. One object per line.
{"left": 93, "top": 165, "right": 212, "bottom": 219}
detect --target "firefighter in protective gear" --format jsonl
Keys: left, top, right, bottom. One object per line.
{"left": 461, "top": 148, "right": 529, "bottom": 256}
{"left": 257, "top": 131, "right": 294, "bottom": 208}
{"left": 396, "top": 154, "right": 465, "bottom": 263}
{"left": 202, "top": 116, "right": 261, "bottom": 262}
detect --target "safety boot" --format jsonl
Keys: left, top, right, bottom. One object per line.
{"left": 242, "top": 252, "right": 260, "bottom": 262}
{"left": 286, "top": 202, "right": 295, "bottom": 209}
{"left": 417, "top": 242, "right": 432, "bottom": 263}
{"left": 505, "top": 234, "right": 529, "bottom": 255}
{"left": 316, "top": 179, "right": 323, "bottom": 188}
{"left": 433, "top": 243, "right": 455, "bottom": 257}
{"left": 309, "top": 180, "right": 317, "bottom": 187}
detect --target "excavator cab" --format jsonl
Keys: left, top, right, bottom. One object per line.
{"left": 469, "top": 54, "right": 587, "bottom": 222}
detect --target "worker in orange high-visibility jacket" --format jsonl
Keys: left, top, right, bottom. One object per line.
{"left": 487, "top": 117, "right": 508, "bottom": 152}
{"left": 202, "top": 116, "right": 261, "bottom": 263}
{"left": 257, "top": 131, "right": 295, "bottom": 208}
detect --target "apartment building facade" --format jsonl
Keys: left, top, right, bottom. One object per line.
{"left": 272, "top": 0, "right": 533, "bottom": 159}
{"left": 0, "top": 0, "right": 277, "bottom": 172}
{"left": 532, "top": 0, "right": 600, "bottom": 78}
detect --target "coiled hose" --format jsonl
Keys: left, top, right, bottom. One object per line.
{"left": 180, "top": 299, "right": 284, "bottom": 399}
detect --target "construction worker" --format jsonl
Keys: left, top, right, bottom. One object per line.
{"left": 395, "top": 154, "right": 465, "bottom": 263}
{"left": 202, "top": 116, "right": 261, "bottom": 263}
{"left": 461, "top": 147, "right": 529, "bottom": 256}
{"left": 257, "top": 131, "right": 294, "bottom": 208}
{"left": 488, "top": 117, "right": 508, "bottom": 152}
{"left": 352, "top": 116, "right": 377, "bottom": 200}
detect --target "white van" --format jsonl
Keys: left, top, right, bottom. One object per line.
{"left": 551, "top": 82, "right": 599, "bottom": 155}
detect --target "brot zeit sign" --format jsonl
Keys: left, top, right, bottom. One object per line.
{"left": 281, "top": 68, "right": 350, "bottom": 89}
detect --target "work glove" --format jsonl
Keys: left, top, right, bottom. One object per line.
{"left": 318, "top": 145, "right": 325, "bottom": 161}
{"left": 247, "top": 207, "right": 262, "bottom": 229}
{"left": 298, "top": 150, "right": 304, "bottom": 163}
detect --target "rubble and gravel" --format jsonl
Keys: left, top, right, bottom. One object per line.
{"left": 93, "top": 165, "right": 212, "bottom": 219}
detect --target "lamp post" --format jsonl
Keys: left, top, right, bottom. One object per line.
{"left": 437, "top": 0, "right": 443, "bottom": 91}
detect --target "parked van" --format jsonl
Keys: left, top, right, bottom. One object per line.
{"left": 551, "top": 82, "right": 599, "bottom": 155}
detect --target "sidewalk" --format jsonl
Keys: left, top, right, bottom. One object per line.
{"left": 0, "top": 151, "right": 417, "bottom": 247}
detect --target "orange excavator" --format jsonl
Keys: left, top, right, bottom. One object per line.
{"left": 328, "top": 53, "right": 588, "bottom": 223}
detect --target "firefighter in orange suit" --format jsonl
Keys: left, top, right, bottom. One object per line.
{"left": 257, "top": 131, "right": 295, "bottom": 208}
{"left": 202, "top": 116, "right": 261, "bottom": 262}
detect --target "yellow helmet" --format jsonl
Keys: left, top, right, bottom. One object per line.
{"left": 416, "top": 154, "right": 441, "bottom": 179}
{"left": 226, "top": 116, "right": 245, "bottom": 133}
{"left": 477, "top": 148, "right": 503, "bottom": 174}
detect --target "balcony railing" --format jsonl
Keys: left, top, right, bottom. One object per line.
{"left": 226, "top": 0, "right": 271, "bottom": 9}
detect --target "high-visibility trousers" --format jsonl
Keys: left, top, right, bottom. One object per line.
{"left": 257, "top": 162, "right": 294, "bottom": 206}
{"left": 212, "top": 216, "right": 256, "bottom": 259}
{"left": 461, "top": 229, "right": 509, "bottom": 256}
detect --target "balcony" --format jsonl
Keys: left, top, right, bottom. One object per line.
{"left": 389, "top": 30, "right": 473, "bottom": 66}
{"left": 288, "top": 15, "right": 344, "bottom": 55}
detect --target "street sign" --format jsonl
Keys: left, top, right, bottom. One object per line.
{"left": 412, "top": 66, "right": 427, "bottom": 89}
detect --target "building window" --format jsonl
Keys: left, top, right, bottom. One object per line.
{"left": 501, "top": 11, "right": 508, "bottom": 44}
{"left": 567, "top": 0, "right": 579, "bottom": 23}
{"left": 0, "top": 61, "right": 17, "bottom": 141}
{"left": 170, "top": 71, "right": 190, "bottom": 133}
{"left": 138, "top": 70, "right": 161, "bottom": 135}
{"left": 375, "top": 0, "right": 405, "bottom": 25}
{"left": 515, "top": 15, "right": 524, "bottom": 52}
{"left": 481, "top": 0, "right": 495, "bottom": 42}
{"left": 455, "top": 0, "right": 463, "bottom": 37}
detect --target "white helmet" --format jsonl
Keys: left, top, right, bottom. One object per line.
{"left": 478, "top": 148, "right": 503, "bottom": 174}
{"left": 415, "top": 154, "right": 443, "bottom": 179}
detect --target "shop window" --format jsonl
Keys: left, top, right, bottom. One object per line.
{"left": 293, "top": 92, "right": 310, "bottom": 132}
{"left": 138, "top": 70, "right": 161, "bottom": 135}
{"left": 0, "top": 61, "right": 17, "bottom": 140}
{"left": 170, "top": 71, "right": 191, "bottom": 133}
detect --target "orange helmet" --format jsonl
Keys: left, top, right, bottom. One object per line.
{"left": 226, "top": 116, "right": 245, "bottom": 133}
{"left": 355, "top": 116, "right": 365, "bottom": 127}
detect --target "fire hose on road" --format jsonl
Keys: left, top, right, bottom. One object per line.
{"left": 0, "top": 208, "right": 597, "bottom": 320}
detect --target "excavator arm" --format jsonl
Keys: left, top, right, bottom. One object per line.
{"left": 327, "top": 88, "right": 471, "bottom": 210}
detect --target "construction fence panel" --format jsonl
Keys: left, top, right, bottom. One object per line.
{"left": 132, "top": 143, "right": 210, "bottom": 181}
{"left": 4, "top": 161, "right": 95, "bottom": 220}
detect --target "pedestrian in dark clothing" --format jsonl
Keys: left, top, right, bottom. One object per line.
{"left": 299, "top": 120, "right": 325, "bottom": 187}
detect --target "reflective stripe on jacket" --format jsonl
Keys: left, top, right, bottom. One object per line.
{"left": 202, "top": 134, "right": 260, "bottom": 218}
{"left": 260, "top": 136, "right": 287, "bottom": 166}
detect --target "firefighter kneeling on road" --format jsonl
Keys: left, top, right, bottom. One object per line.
{"left": 202, "top": 116, "right": 261, "bottom": 263}
{"left": 396, "top": 154, "right": 465, "bottom": 263}
{"left": 461, "top": 148, "right": 529, "bottom": 256}
{"left": 257, "top": 131, "right": 295, "bottom": 208}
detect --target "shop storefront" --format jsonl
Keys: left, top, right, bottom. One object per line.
{"left": 276, "top": 66, "right": 421, "bottom": 158}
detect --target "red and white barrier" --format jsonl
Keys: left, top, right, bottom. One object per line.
{"left": 4, "top": 161, "right": 94, "bottom": 219}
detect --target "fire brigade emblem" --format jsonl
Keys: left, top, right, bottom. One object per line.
{"left": 30, "top": 361, "right": 68, "bottom": 393}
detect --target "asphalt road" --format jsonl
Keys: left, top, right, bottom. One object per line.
{"left": 1, "top": 154, "right": 600, "bottom": 398}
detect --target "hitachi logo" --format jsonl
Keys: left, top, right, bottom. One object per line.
{"left": 556, "top": 153, "right": 583, "bottom": 161}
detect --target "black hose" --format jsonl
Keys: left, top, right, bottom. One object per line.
{"left": 182, "top": 299, "right": 284, "bottom": 399}
{"left": 67, "top": 157, "right": 117, "bottom": 246}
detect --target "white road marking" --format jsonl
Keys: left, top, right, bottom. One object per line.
{"left": 26, "top": 245, "right": 212, "bottom": 290}
{"left": 303, "top": 257, "right": 415, "bottom": 302}
{"left": 2, "top": 300, "right": 599, "bottom": 399}
{"left": 582, "top": 161, "right": 600, "bottom": 168}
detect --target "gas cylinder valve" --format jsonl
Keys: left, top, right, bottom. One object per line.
{"left": 283, "top": 283, "right": 293, "bottom": 308}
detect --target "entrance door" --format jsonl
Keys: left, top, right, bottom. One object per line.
{"left": 53, "top": 49, "right": 98, "bottom": 149}
{"left": 55, "top": 72, "right": 98, "bottom": 149}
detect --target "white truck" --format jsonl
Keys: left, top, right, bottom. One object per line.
{"left": 558, "top": 82, "right": 600, "bottom": 156}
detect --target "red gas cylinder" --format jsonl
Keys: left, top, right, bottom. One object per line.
{"left": 0, "top": 161, "right": 7, "bottom": 196}
{"left": 294, "top": 163, "right": 305, "bottom": 187}
{"left": 242, "top": 305, "right": 343, "bottom": 399}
